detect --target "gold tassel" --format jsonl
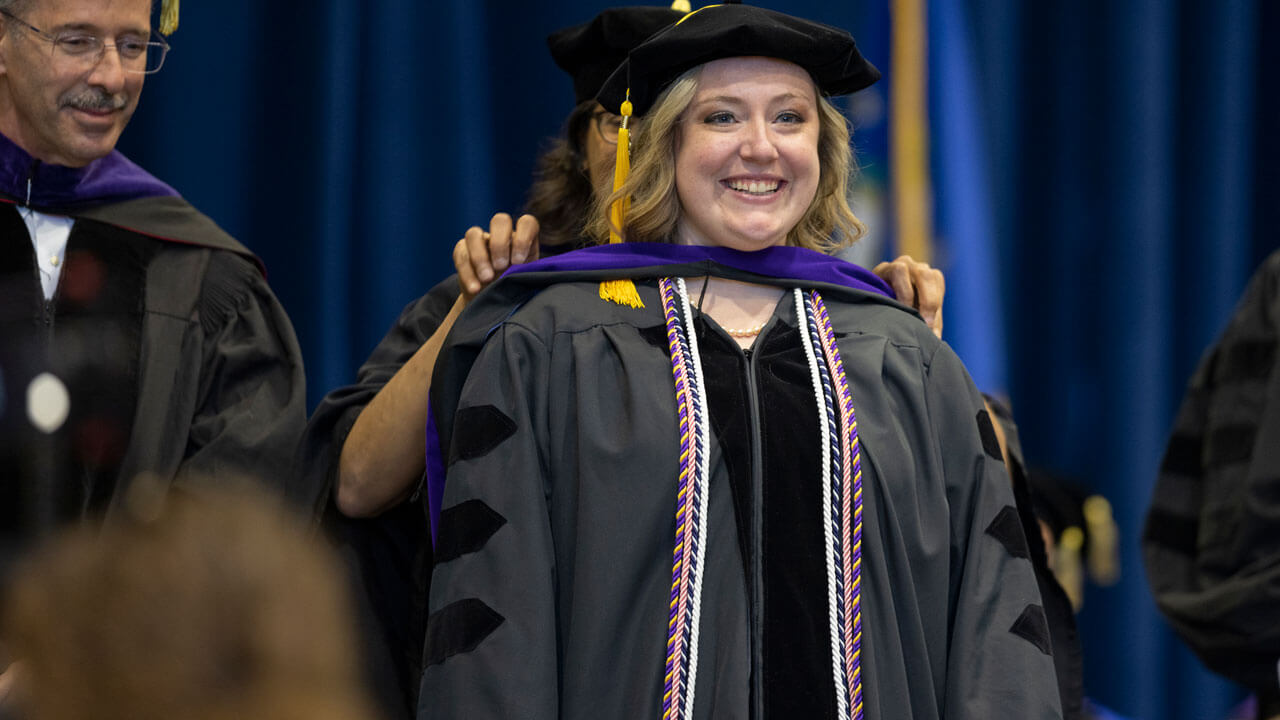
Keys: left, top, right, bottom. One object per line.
{"left": 670, "top": 0, "right": 692, "bottom": 12}
{"left": 607, "top": 97, "right": 632, "bottom": 245}
{"left": 1083, "top": 495, "right": 1120, "bottom": 585}
{"left": 159, "top": 0, "right": 179, "bottom": 35}
{"left": 1056, "top": 526, "right": 1085, "bottom": 611}
{"left": 599, "top": 277, "right": 645, "bottom": 308}
{"left": 600, "top": 94, "right": 644, "bottom": 308}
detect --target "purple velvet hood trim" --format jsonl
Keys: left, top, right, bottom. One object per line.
{"left": 0, "top": 130, "right": 178, "bottom": 211}
{"left": 425, "top": 242, "right": 895, "bottom": 544}
{"left": 504, "top": 242, "right": 895, "bottom": 297}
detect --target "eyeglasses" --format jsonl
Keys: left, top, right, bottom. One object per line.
{"left": 0, "top": 9, "right": 170, "bottom": 74}
{"left": 592, "top": 110, "right": 624, "bottom": 145}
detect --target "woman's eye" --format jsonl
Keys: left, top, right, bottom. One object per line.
{"left": 704, "top": 111, "right": 735, "bottom": 124}
{"left": 776, "top": 111, "right": 803, "bottom": 124}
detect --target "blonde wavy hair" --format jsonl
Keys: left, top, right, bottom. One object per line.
{"left": 588, "top": 62, "right": 866, "bottom": 253}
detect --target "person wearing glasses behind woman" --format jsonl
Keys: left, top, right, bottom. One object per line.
{"left": 418, "top": 4, "right": 1058, "bottom": 719}
{"left": 0, "top": 0, "right": 305, "bottom": 701}
{"left": 295, "top": 4, "right": 944, "bottom": 717}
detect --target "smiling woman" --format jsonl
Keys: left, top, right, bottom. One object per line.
{"left": 591, "top": 56, "right": 862, "bottom": 255}
{"left": 418, "top": 5, "right": 1062, "bottom": 720}
{"left": 674, "top": 57, "right": 822, "bottom": 251}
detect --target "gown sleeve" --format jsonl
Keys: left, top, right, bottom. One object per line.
{"left": 926, "top": 343, "right": 1064, "bottom": 720}
{"left": 1143, "top": 250, "right": 1280, "bottom": 703}
{"left": 418, "top": 319, "right": 560, "bottom": 720}
{"left": 290, "top": 277, "right": 463, "bottom": 720}
{"left": 290, "top": 276, "right": 462, "bottom": 516}
{"left": 176, "top": 250, "right": 306, "bottom": 489}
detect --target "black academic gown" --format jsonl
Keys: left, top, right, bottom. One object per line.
{"left": 1144, "top": 249, "right": 1280, "bottom": 715}
{"left": 294, "top": 275, "right": 459, "bottom": 720}
{"left": 984, "top": 398, "right": 1085, "bottom": 720}
{"left": 293, "top": 243, "right": 582, "bottom": 720}
{"left": 0, "top": 141, "right": 305, "bottom": 580}
{"left": 419, "top": 245, "right": 1063, "bottom": 720}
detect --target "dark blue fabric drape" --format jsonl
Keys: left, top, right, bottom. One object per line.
{"left": 963, "top": 0, "right": 1274, "bottom": 717}
{"left": 116, "top": 1, "right": 1276, "bottom": 718}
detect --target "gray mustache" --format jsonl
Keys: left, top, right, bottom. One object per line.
{"left": 61, "top": 89, "right": 127, "bottom": 112}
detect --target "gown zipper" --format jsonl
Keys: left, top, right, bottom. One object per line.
{"left": 695, "top": 289, "right": 781, "bottom": 720}
{"left": 743, "top": 322, "right": 768, "bottom": 720}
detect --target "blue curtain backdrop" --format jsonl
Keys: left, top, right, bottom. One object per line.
{"left": 926, "top": 0, "right": 1007, "bottom": 394}
{"left": 116, "top": 1, "right": 1276, "bottom": 718}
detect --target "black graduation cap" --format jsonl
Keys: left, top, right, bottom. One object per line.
{"left": 1026, "top": 467, "right": 1090, "bottom": 541}
{"left": 547, "top": 4, "right": 689, "bottom": 105}
{"left": 596, "top": 2, "right": 881, "bottom": 116}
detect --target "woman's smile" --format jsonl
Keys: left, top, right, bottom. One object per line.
{"left": 674, "top": 56, "right": 821, "bottom": 252}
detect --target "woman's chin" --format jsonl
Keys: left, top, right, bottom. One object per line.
{"left": 676, "top": 225, "right": 788, "bottom": 251}
{"left": 709, "top": 231, "right": 789, "bottom": 252}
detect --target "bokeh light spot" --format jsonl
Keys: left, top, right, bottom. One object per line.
{"left": 27, "top": 372, "right": 70, "bottom": 433}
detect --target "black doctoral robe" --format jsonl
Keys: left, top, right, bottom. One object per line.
{"left": 293, "top": 275, "right": 459, "bottom": 720}
{"left": 294, "top": 242, "right": 581, "bottom": 720}
{"left": 1144, "top": 249, "right": 1280, "bottom": 716}
{"left": 0, "top": 132, "right": 305, "bottom": 579}
{"left": 419, "top": 244, "right": 1062, "bottom": 720}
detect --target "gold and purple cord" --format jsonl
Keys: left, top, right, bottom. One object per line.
{"left": 659, "top": 278, "right": 708, "bottom": 720}
{"left": 654, "top": 281, "right": 864, "bottom": 720}
{"left": 806, "top": 290, "right": 865, "bottom": 720}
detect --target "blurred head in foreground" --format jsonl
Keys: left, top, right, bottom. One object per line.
{"left": 2, "top": 481, "right": 378, "bottom": 720}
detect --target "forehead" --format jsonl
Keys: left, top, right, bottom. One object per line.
{"left": 26, "top": 0, "right": 152, "bottom": 31}
{"left": 692, "top": 56, "right": 818, "bottom": 101}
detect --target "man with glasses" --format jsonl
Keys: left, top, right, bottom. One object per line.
{"left": 0, "top": 0, "right": 306, "bottom": 694}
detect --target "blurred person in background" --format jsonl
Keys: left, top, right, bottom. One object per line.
{"left": 1145, "top": 249, "right": 1280, "bottom": 720}
{"left": 1, "top": 482, "right": 378, "bottom": 720}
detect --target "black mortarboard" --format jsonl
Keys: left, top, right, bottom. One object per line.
{"left": 547, "top": 4, "right": 688, "bottom": 105}
{"left": 597, "top": 2, "right": 881, "bottom": 116}
{"left": 1026, "top": 466, "right": 1119, "bottom": 586}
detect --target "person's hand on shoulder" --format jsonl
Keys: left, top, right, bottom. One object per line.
{"left": 454, "top": 213, "right": 540, "bottom": 301}
{"left": 873, "top": 254, "right": 945, "bottom": 339}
